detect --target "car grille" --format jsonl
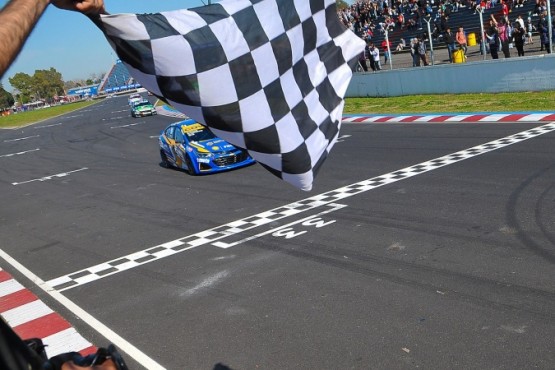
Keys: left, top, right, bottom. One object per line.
{"left": 213, "top": 152, "right": 248, "bottom": 167}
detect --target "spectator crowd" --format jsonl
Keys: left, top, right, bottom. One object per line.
{"left": 337, "top": 0, "right": 555, "bottom": 70}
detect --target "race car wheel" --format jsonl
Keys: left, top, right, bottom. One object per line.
{"left": 160, "top": 150, "right": 172, "bottom": 168}
{"left": 185, "top": 154, "right": 197, "bottom": 175}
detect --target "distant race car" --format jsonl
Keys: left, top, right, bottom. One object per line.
{"left": 130, "top": 100, "right": 157, "bottom": 117}
{"left": 159, "top": 120, "right": 255, "bottom": 175}
{"left": 128, "top": 93, "right": 142, "bottom": 106}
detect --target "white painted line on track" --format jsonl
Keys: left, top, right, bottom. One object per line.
{"left": 0, "top": 249, "right": 166, "bottom": 370}
{"left": 34, "top": 123, "right": 62, "bottom": 129}
{"left": 110, "top": 122, "right": 145, "bottom": 129}
{"left": 111, "top": 110, "right": 128, "bottom": 113}
{"left": 3, "top": 135, "right": 40, "bottom": 142}
{"left": 46, "top": 122, "right": 555, "bottom": 291}
{"left": 212, "top": 203, "right": 345, "bottom": 249}
{"left": 336, "top": 135, "right": 351, "bottom": 142}
{"left": 12, "top": 167, "right": 88, "bottom": 186}
{"left": 0, "top": 148, "right": 40, "bottom": 158}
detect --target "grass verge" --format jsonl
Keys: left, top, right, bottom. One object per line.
{"left": 344, "top": 91, "right": 555, "bottom": 115}
{"left": 0, "top": 101, "right": 98, "bottom": 129}
{"left": 1, "top": 92, "right": 554, "bottom": 128}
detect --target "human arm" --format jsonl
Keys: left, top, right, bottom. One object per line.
{"left": 0, "top": 0, "right": 50, "bottom": 78}
{"left": 0, "top": 0, "right": 106, "bottom": 79}
{"left": 490, "top": 14, "right": 498, "bottom": 26}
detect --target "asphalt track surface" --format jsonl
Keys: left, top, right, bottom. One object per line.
{"left": 1, "top": 95, "right": 554, "bottom": 369}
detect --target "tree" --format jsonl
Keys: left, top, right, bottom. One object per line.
{"left": 9, "top": 68, "right": 64, "bottom": 103}
{"left": 336, "top": 0, "right": 349, "bottom": 10}
{"left": 33, "top": 68, "right": 64, "bottom": 101}
{"left": 9, "top": 72, "right": 33, "bottom": 104}
{"left": 0, "top": 83, "right": 15, "bottom": 110}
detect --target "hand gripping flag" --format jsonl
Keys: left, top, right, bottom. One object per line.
{"left": 93, "top": 0, "right": 364, "bottom": 191}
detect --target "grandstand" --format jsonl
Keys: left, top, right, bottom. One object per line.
{"left": 98, "top": 59, "right": 141, "bottom": 94}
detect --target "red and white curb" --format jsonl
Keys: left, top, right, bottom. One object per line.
{"left": 0, "top": 268, "right": 96, "bottom": 358}
{"left": 342, "top": 113, "right": 555, "bottom": 123}
{"left": 155, "top": 107, "right": 555, "bottom": 124}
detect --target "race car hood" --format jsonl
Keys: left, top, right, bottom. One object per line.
{"left": 189, "top": 138, "right": 236, "bottom": 153}
{"left": 134, "top": 104, "right": 154, "bottom": 111}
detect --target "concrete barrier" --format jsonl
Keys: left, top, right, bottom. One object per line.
{"left": 346, "top": 54, "right": 555, "bottom": 97}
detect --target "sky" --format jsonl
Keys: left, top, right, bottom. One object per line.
{"left": 0, "top": 0, "right": 210, "bottom": 92}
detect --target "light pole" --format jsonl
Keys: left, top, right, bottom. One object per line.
{"left": 385, "top": 29, "right": 393, "bottom": 70}
{"left": 423, "top": 16, "right": 434, "bottom": 65}
{"left": 478, "top": 7, "right": 487, "bottom": 60}
{"left": 548, "top": 0, "right": 553, "bottom": 54}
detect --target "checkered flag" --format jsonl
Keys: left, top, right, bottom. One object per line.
{"left": 94, "top": 0, "right": 364, "bottom": 191}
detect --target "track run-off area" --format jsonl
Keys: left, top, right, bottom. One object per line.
{"left": 1, "top": 95, "right": 554, "bottom": 369}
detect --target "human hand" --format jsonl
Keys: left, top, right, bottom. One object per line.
{"left": 61, "top": 359, "right": 118, "bottom": 370}
{"left": 50, "top": 0, "right": 107, "bottom": 15}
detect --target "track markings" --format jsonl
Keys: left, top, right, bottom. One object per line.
{"left": 0, "top": 251, "right": 166, "bottom": 370}
{"left": 342, "top": 113, "right": 555, "bottom": 123}
{"left": 0, "top": 268, "right": 96, "bottom": 359}
{"left": 12, "top": 167, "right": 88, "bottom": 186}
{"left": 34, "top": 123, "right": 62, "bottom": 129}
{"left": 0, "top": 148, "right": 40, "bottom": 158}
{"left": 46, "top": 122, "right": 555, "bottom": 291}
{"left": 110, "top": 121, "right": 145, "bottom": 129}
{"left": 3, "top": 135, "right": 40, "bottom": 143}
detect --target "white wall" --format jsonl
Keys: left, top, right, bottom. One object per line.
{"left": 346, "top": 54, "right": 555, "bottom": 97}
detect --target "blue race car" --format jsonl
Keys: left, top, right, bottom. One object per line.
{"left": 159, "top": 120, "right": 255, "bottom": 175}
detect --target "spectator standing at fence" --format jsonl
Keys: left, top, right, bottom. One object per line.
{"left": 492, "top": 15, "right": 511, "bottom": 57}
{"left": 537, "top": 13, "right": 550, "bottom": 52}
{"left": 381, "top": 38, "right": 392, "bottom": 65}
{"left": 417, "top": 36, "right": 430, "bottom": 65}
{"left": 486, "top": 19, "right": 501, "bottom": 58}
{"left": 444, "top": 27, "right": 456, "bottom": 62}
{"left": 410, "top": 37, "right": 421, "bottom": 66}
{"left": 525, "top": 18, "right": 534, "bottom": 44}
{"left": 369, "top": 42, "right": 382, "bottom": 71}
{"left": 358, "top": 49, "right": 369, "bottom": 72}
{"left": 455, "top": 25, "right": 468, "bottom": 56}
{"left": 512, "top": 21, "right": 526, "bottom": 56}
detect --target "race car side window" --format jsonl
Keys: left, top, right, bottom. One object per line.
{"left": 166, "top": 126, "right": 175, "bottom": 140}
{"left": 175, "top": 129, "right": 184, "bottom": 144}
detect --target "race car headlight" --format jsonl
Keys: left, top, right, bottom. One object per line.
{"left": 196, "top": 152, "right": 213, "bottom": 158}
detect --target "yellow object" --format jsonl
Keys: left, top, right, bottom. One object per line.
{"left": 467, "top": 32, "right": 476, "bottom": 46}
{"left": 453, "top": 49, "right": 465, "bottom": 63}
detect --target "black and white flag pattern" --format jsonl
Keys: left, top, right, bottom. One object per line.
{"left": 95, "top": 0, "right": 364, "bottom": 191}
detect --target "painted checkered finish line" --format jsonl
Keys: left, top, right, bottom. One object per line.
{"left": 94, "top": 0, "right": 365, "bottom": 191}
{"left": 343, "top": 112, "right": 555, "bottom": 123}
{"left": 47, "top": 122, "right": 555, "bottom": 292}
{"left": 0, "top": 268, "right": 95, "bottom": 358}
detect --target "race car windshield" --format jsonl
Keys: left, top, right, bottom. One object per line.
{"left": 135, "top": 102, "right": 152, "bottom": 107}
{"left": 185, "top": 129, "right": 216, "bottom": 142}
